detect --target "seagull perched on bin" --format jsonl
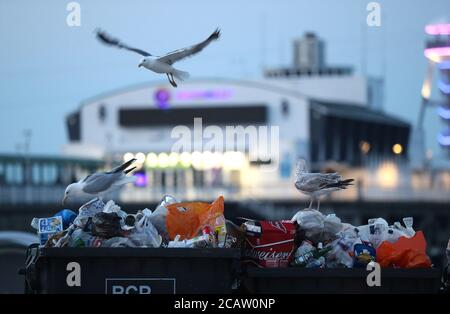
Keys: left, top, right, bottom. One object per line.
{"left": 62, "top": 159, "right": 137, "bottom": 205}
{"left": 95, "top": 28, "right": 221, "bottom": 87}
{"left": 294, "top": 159, "right": 354, "bottom": 210}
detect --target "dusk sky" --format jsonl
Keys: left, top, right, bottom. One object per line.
{"left": 1, "top": 0, "right": 449, "bottom": 157}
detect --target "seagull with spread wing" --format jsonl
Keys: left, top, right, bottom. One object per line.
{"left": 96, "top": 28, "right": 221, "bottom": 87}
{"left": 62, "top": 159, "right": 137, "bottom": 205}
{"left": 294, "top": 159, "right": 354, "bottom": 210}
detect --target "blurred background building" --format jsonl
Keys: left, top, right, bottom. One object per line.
{"left": 1, "top": 0, "right": 450, "bottom": 292}
{"left": 1, "top": 33, "right": 450, "bottom": 206}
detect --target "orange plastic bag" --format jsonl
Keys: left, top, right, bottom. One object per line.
{"left": 166, "top": 196, "right": 225, "bottom": 240}
{"left": 376, "top": 231, "right": 432, "bottom": 268}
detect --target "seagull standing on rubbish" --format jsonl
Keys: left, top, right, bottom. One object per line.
{"left": 294, "top": 159, "right": 354, "bottom": 210}
{"left": 62, "top": 159, "right": 137, "bottom": 205}
{"left": 95, "top": 28, "right": 221, "bottom": 88}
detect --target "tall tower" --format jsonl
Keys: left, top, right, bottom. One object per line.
{"left": 423, "top": 23, "right": 450, "bottom": 155}
{"left": 292, "top": 32, "right": 325, "bottom": 70}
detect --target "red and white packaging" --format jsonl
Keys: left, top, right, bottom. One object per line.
{"left": 242, "top": 220, "right": 296, "bottom": 268}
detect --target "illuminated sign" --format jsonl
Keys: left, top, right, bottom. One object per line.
{"left": 154, "top": 88, "right": 170, "bottom": 109}
{"left": 175, "top": 89, "right": 233, "bottom": 101}
{"left": 153, "top": 88, "right": 234, "bottom": 108}
{"left": 134, "top": 172, "right": 148, "bottom": 187}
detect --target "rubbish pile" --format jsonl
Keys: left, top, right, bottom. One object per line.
{"left": 31, "top": 197, "right": 432, "bottom": 269}
{"left": 31, "top": 195, "right": 242, "bottom": 249}
{"left": 241, "top": 209, "right": 432, "bottom": 269}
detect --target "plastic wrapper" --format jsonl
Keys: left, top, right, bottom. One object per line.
{"left": 353, "top": 243, "right": 376, "bottom": 267}
{"left": 31, "top": 216, "right": 64, "bottom": 246}
{"left": 73, "top": 198, "right": 105, "bottom": 228}
{"left": 166, "top": 196, "right": 226, "bottom": 241}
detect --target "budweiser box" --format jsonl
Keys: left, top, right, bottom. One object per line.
{"left": 241, "top": 219, "right": 296, "bottom": 268}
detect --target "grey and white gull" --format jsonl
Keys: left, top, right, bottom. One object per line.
{"left": 294, "top": 159, "right": 354, "bottom": 210}
{"left": 62, "top": 158, "right": 137, "bottom": 205}
{"left": 96, "top": 28, "right": 220, "bottom": 87}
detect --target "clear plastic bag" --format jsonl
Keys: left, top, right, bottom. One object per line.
{"left": 291, "top": 209, "right": 343, "bottom": 243}
{"left": 325, "top": 231, "right": 359, "bottom": 268}
{"left": 357, "top": 217, "right": 415, "bottom": 248}
{"left": 128, "top": 209, "right": 162, "bottom": 247}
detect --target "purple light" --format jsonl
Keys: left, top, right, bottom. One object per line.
{"left": 437, "top": 106, "right": 450, "bottom": 119}
{"left": 175, "top": 89, "right": 233, "bottom": 101}
{"left": 134, "top": 172, "right": 148, "bottom": 187}
{"left": 438, "top": 80, "right": 450, "bottom": 94}
{"left": 425, "top": 24, "right": 450, "bottom": 35}
{"left": 154, "top": 89, "right": 171, "bottom": 109}
{"left": 438, "top": 62, "right": 450, "bottom": 70}
{"left": 424, "top": 47, "right": 450, "bottom": 62}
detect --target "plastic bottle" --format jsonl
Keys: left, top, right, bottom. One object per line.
{"left": 294, "top": 240, "right": 314, "bottom": 258}
{"left": 403, "top": 217, "right": 415, "bottom": 237}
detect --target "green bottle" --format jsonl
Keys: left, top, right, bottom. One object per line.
{"left": 292, "top": 243, "right": 332, "bottom": 267}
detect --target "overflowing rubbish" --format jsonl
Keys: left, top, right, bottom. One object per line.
{"left": 287, "top": 208, "right": 431, "bottom": 269}
{"left": 239, "top": 208, "right": 431, "bottom": 269}
{"left": 32, "top": 194, "right": 234, "bottom": 249}
{"left": 31, "top": 192, "right": 433, "bottom": 270}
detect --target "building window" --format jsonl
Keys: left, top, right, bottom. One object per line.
{"left": 98, "top": 104, "right": 107, "bottom": 122}
{"left": 281, "top": 100, "right": 289, "bottom": 117}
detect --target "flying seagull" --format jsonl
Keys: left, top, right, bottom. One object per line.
{"left": 96, "top": 28, "right": 221, "bottom": 87}
{"left": 294, "top": 159, "right": 354, "bottom": 210}
{"left": 62, "top": 159, "right": 137, "bottom": 205}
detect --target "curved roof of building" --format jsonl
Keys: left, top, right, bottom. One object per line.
{"left": 78, "top": 77, "right": 309, "bottom": 107}
{"left": 73, "top": 77, "right": 410, "bottom": 128}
